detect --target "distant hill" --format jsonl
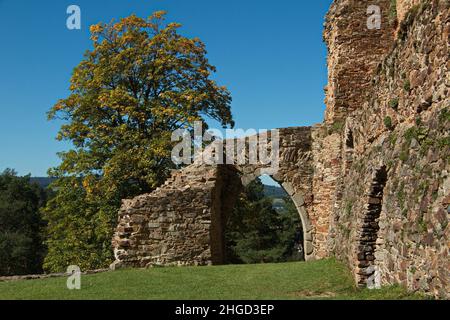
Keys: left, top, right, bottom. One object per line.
{"left": 30, "top": 177, "right": 56, "bottom": 189}
{"left": 28, "top": 178, "right": 287, "bottom": 195}
{"left": 263, "top": 185, "right": 287, "bottom": 199}
{"left": 263, "top": 185, "right": 288, "bottom": 211}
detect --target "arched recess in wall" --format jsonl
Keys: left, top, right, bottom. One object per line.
{"left": 223, "top": 174, "right": 306, "bottom": 264}
{"left": 356, "top": 165, "right": 388, "bottom": 289}
{"left": 346, "top": 129, "right": 354, "bottom": 149}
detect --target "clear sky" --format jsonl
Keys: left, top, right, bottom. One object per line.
{"left": 0, "top": 0, "right": 332, "bottom": 177}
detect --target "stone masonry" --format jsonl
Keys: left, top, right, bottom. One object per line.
{"left": 111, "top": 127, "right": 318, "bottom": 269}
{"left": 112, "top": 0, "right": 449, "bottom": 299}
{"left": 329, "top": 0, "right": 449, "bottom": 298}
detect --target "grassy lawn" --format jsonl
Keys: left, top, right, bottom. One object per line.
{"left": 0, "top": 259, "right": 426, "bottom": 300}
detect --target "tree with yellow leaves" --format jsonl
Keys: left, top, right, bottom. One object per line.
{"left": 43, "top": 11, "right": 233, "bottom": 272}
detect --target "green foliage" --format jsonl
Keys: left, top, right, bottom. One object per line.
{"left": 418, "top": 180, "right": 429, "bottom": 196}
{"left": 438, "top": 136, "right": 450, "bottom": 150}
{"left": 0, "top": 169, "right": 47, "bottom": 276}
{"left": 420, "top": 165, "right": 433, "bottom": 178}
{"left": 389, "top": 0, "right": 398, "bottom": 24}
{"left": 389, "top": 132, "right": 398, "bottom": 146}
{"left": 386, "top": 159, "right": 394, "bottom": 170}
{"left": 419, "top": 138, "right": 434, "bottom": 156}
{"left": 389, "top": 98, "right": 399, "bottom": 111}
{"left": 398, "top": 2, "right": 429, "bottom": 41}
{"left": 403, "top": 125, "right": 433, "bottom": 156}
{"left": 44, "top": 11, "right": 234, "bottom": 272}
{"left": 401, "top": 208, "right": 408, "bottom": 218}
{"left": 403, "top": 80, "right": 411, "bottom": 92}
{"left": 417, "top": 212, "right": 427, "bottom": 233}
{"left": 225, "top": 179, "right": 302, "bottom": 264}
{"left": 328, "top": 121, "right": 345, "bottom": 135}
{"left": 384, "top": 116, "right": 393, "bottom": 130}
{"left": 399, "top": 150, "right": 409, "bottom": 162}
{"left": 404, "top": 125, "right": 429, "bottom": 144}
{"left": 415, "top": 116, "right": 422, "bottom": 126}
{"left": 42, "top": 177, "right": 116, "bottom": 272}
{"left": 439, "top": 107, "right": 450, "bottom": 123}
{"left": 344, "top": 200, "right": 353, "bottom": 217}
{"left": 397, "top": 182, "right": 406, "bottom": 209}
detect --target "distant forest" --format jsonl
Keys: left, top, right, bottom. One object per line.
{"left": 263, "top": 185, "right": 287, "bottom": 199}
{"left": 30, "top": 177, "right": 288, "bottom": 199}
{"left": 29, "top": 178, "right": 55, "bottom": 189}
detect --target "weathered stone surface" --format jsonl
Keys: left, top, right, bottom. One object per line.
{"left": 327, "top": 0, "right": 449, "bottom": 299}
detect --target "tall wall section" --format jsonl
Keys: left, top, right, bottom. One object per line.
{"left": 323, "top": 0, "right": 395, "bottom": 124}
{"left": 323, "top": 0, "right": 449, "bottom": 298}
{"left": 313, "top": 0, "right": 395, "bottom": 258}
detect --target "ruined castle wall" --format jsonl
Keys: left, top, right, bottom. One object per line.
{"left": 111, "top": 128, "right": 318, "bottom": 267}
{"left": 316, "top": 0, "right": 395, "bottom": 259}
{"left": 311, "top": 126, "right": 342, "bottom": 259}
{"left": 331, "top": 0, "right": 449, "bottom": 298}
{"left": 227, "top": 127, "right": 318, "bottom": 260}
{"left": 111, "top": 165, "right": 223, "bottom": 268}
{"left": 323, "top": 0, "right": 394, "bottom": 125}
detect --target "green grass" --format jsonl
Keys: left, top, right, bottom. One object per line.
{"left": 0, "top": 259, "right": 427, "bottom": 300}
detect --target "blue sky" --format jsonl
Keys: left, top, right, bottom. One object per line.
{"left": 0, "top": 0, "right": 332, "bottom": 177}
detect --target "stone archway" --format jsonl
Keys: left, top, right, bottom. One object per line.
{"left": 110, "top": 126, "right": 317, "bottom": 269}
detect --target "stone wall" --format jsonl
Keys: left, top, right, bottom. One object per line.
{"left": 111, "top": 165, "right": 222, "bottom": 268}
{"left": 310, "top": 125, "right": 342, "bottom": 258}
{"left": 328, "top": 0, "right": 449, "bottom": 298}
{"left": 317, "top": 0, "right": 395, "bottom": 259}
{"left": 397, "top": 0, "right": 423, "bottom": 23}
{"left": 111, "top": 128, "right": 318, "bottom": 268}
{"left": 323, "top": 0, "right": 394, "bottom": 125}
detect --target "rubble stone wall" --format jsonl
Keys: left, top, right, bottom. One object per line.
{"left": 112, "top": 127, "right": 318, "bottom": 268}
{"left": 323, "top": 0, "right": 394, "bottom": 125}
{"left": 111, "top": 0, "right": 449, "bottom": 299}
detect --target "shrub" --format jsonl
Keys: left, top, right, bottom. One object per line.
{"left": 439, "top": 107, "right": 450, "bottom": 123}
{"left": 403, "top": 80, "right": 411, "bottom": 92}
{"left": 384, "top": 116, "right": 393, "bottom": 130}
{"left": 389, "top": 98, "right": 399, "bottom": 110}
{"left": 399, "top": 150, "right": 409, "bottom": 162}
{"left": 389, "top": 0, "right": 398, "bottom": 25}
{"left": 328, "top": 121, "right": 345, "bottom": 135}
{"left": 0, "top": 169, "right": 47, "bottom": 276}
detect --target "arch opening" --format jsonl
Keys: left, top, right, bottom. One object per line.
{"left": 222, "top": 175, "right": 306, "bottom": 264}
